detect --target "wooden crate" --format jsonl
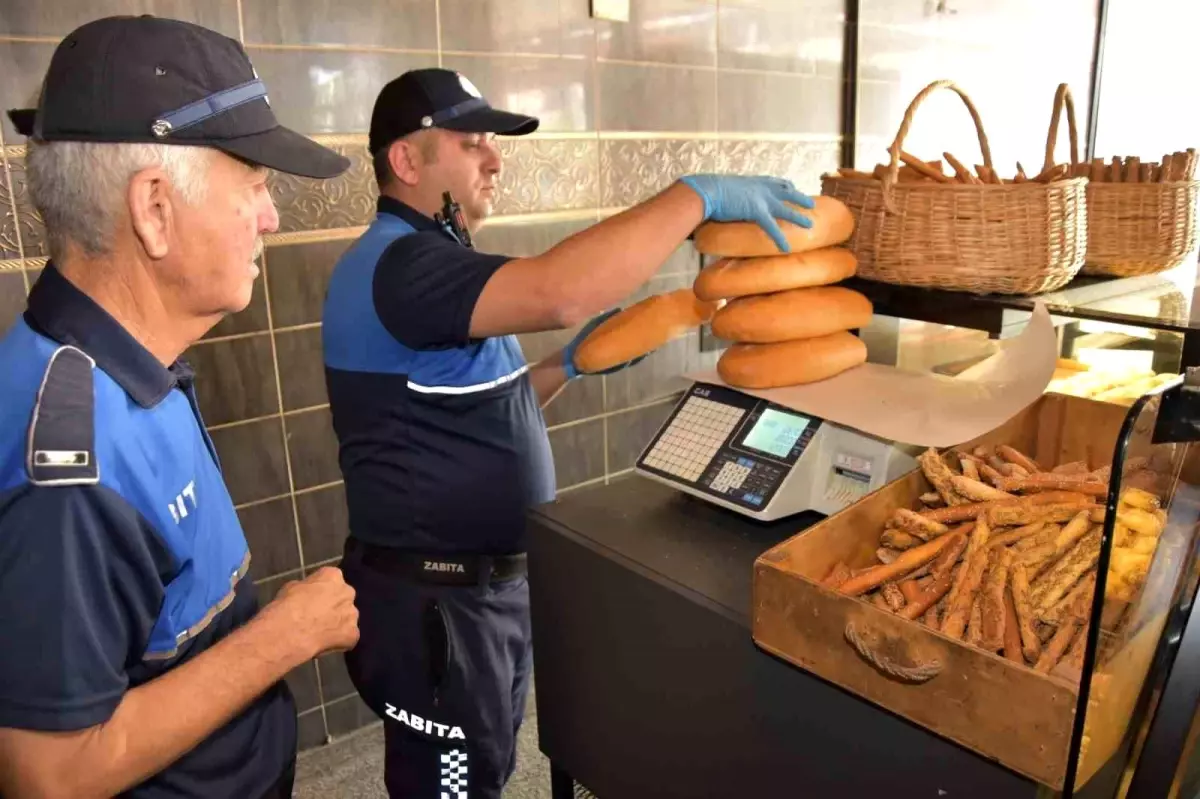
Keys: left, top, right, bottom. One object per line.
{"left": 752, "top": 393, "right": 1133, "bottom": 790}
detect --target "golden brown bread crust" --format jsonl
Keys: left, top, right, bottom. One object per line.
{"left": 693, "top": 247, "right": 858, "bottom": 301}
{"left": 572, "top": 288, "right": 718, "bottom": 374}
{"left": 716, "top": 331, "right": 866, "bottom": 389}
{"left": 693, "top": 195, "right": 856, "bottom": 257}
{"left": 710, "top": 286, "right": 873, "bottom": 344}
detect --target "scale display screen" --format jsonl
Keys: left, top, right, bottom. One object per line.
{"left": 741, "top": 408, "right": 812, "bottom": 458}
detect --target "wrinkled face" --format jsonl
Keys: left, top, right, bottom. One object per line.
{"left": 424, "top": 130, "right": 503, "bottom": 224}
{"left": 164, "top": 151, "right": 277, "bottom": 316}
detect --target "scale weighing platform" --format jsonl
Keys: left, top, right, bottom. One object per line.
{"left": 635, "top": 382, "right": 920, "bottom": 521}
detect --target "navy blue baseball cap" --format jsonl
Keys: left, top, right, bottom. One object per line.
{"left": 7, "top": 15, "right": 349, "bottom": 179}
{"left": 369, "top": 68, "right": 539, "bottom": 154}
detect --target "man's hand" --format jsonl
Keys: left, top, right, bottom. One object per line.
{"left": 562, "top": 309, "right": 647, "bottom": 380}
{"left": 259, "top": 567, "right": 360, "bottom": 660}
{"left": 678, "top": 174, "right": 815, "bottom": 253}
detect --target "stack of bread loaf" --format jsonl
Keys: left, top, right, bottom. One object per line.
{"left": 692, "top": 196, "right": 871, "bottom": 389}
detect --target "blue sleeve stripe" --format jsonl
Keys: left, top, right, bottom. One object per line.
{"left": 405, "top": 364, "right": 529, "bottom": 396}
{"left": 143, "top": 550, "right": 251, "bottom": 661}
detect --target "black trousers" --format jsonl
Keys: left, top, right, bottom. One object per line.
{"left": 259, "top": 759, "right": 295, "bottom": 799}
{"left": 341, "top": 539, "right": 533, "bottom": 799}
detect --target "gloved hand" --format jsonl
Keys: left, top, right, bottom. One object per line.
{"left": 679, "top": 174, "right": 815, "bottom": 253}
{"left": 562, "top": 309, "right": 648, "bottom": 380}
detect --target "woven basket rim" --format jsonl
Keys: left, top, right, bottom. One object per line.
{"left": 822, "top": 175, "right": 1087, "bottom": 191}
{"left": 1087, "top": 180, "right": 1200, "bottom": 189}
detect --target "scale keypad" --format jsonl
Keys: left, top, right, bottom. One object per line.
{"left": 642, "top": 397, "right": 745, "bottom": 482}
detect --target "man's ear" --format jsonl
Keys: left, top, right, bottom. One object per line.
{"left": 388, "top": 138, "right": 422, "bottom": 187}
{"left": 127, "top": 167, "right": 172, "bottom": 260}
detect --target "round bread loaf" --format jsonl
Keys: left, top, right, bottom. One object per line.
{"left": 694, "top": 247, "right": 858, "bottom": 301}
{"left": 710, "top": 286, "right": 873, "bottom": 344}
{"left": 717, "top": 332, "right": 867, "bottom": 389}
{"left": 573, "top": 289, "right": 719, "bottom": 374}
{"left": 693, "top": 195, "right": 856, "bottom": 257}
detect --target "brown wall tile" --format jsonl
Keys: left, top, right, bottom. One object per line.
{"left": 317, "top": 653, "right": 355, "bottom": 703}
{"left": 596, "top": 0, "right": 716, "bottom": 66}
{"left": 606, "top": 399, "right": 676, "bottom": 473}
{"left": 246, "top": 49, "right": 438, "bottom": 135}
{"left": 295, "top": 483, "right": 350, "bottom": 565}
{"left": 442, "top": 54, "right": 595, "bottom": 132}
{"left": 186, "top": 335, "right": 279, "bottom": 426}
{"left": 274, "top": 327, "right": 329, "bottom": 411}
{"left": 491, "top": 138, "right": 600, "bottom": 215}
{"left": 266, "top": 239, "right": 353, "bottom": 328}
{"left": 203, "top": 265, "right": 271, "bottom": 339}
{"left": 0, "top": 42, "right": 55, "bottom": 142}
{"left": 600, "top": 138, "right": 721, "bottom": 207}
{"left": 439, "top": 0, "right": 562, "bottom": 55}
{"left": 717, "top": 72, "right": 841, "bottom": 134}
{"left": 597, "top": 62, "right": 716, "bottom": 132}
{"left": 720, "top": 139, "right": 841, "bottom": 195}
{"left": 324, "top": 694, "right": 378, "bottom": 738}
{"left": 296, "top": 709, "right": 328, "bottom": 750}
{"left": 473, "top": 215, "right": 596, "bottom": 257}
{"left": 286, "top": 407, "right": 343, "bottom": 490}
{"left": 268, "top": 142, "right": 377, "bottom": 233}
{"left": 241, "top": 0, "right": 438, "bottom": 49}
{"left": 4, "top": 156, "right": 47, "bottom": 259}
{"left": 210, "top": 417, "right": 291, "bottom": 505}
{"left": 285, "top": 660, "right": 322, "bottom": 713}
{"left": 0, "top": 271, "right": 25, "bottom": 334}
{"left": 0, "top": 163, "right": 20, "bottom": 260}
{"left": 716, "top": 0, "right": 843, "bottom": 75}
{"left": 0, "top": 1, "right": 240, "bottom": 38}
{"left": 604, "top": 334, "right": 691, "bottom": 412}
{"left": 547, "top": 418, "right": 605, "bottom": 489}
{"left": 238, "top": 496, "right": 301, "bottom": 578}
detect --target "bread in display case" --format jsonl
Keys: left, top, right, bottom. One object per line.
{"left": 752, "top": 383, "right": 1200, "bottom": 792}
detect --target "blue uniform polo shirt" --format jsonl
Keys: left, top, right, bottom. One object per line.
{"left": 323, "top": 197, "right": 556, "bottom": 554}
{"left": 0, "top": 265, "right": 295, "bottom": 798}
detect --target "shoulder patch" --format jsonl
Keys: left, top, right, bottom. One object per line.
{"left": 26, "top": 346, "right": 99, "bottom": 486}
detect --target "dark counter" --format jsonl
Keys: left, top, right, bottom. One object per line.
{"left": 527, "top": 476, "right": 1132, "bottom": 799}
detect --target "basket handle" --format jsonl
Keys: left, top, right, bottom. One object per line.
{"left": 1042, "top": 82, "right": 1079, "bottom": 175}
{"left": 844, "top": 621, "right": 944, "bottom": 684}
{"left": 883, "top": 80, "right": 994, "bottom": 213}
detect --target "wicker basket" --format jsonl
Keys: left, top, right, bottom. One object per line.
{"left": 1045, "top": 83, "right": 1200, "bottom": 278}
{"left": 822, "top": 80, "right": 1087, "bottom": 295}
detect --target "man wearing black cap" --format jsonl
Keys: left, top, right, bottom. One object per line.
{"left": 322, "top": 66, "right": 813, "bottom": 798}
{"left": 0, "top": 16, "right": 360, "bottom": 799}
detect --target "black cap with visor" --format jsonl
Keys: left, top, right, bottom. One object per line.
{"left": 6, "top": 15, "right": 349, "bottom": 179}
{"left": 368, "top": 68, "right": 540, "bottom": 155}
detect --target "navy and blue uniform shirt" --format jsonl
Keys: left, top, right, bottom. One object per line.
{"left": 322, "top": 197, "right": 556, "bottom": 555}
{"left": 0, "top": 265, "right": 295, "bottom": 798}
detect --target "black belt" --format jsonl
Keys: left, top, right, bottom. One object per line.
{"left": 347, "top": 538, "right": 527, "bottom": 586}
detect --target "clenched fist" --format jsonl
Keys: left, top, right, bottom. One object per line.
{"left": 265, "top": 566, "right": 360, "bottom": 660}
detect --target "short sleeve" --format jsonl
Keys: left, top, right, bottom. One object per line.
{"left": 0, "top": 483, "right": 169, "bottom": 731}
{"left": 372, "top": 232, "right": 511, "bottom": 349}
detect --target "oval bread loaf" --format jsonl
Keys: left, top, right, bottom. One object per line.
{"left": 694, "top": 247, "right": 857, "bottom": 301}
{"left": 711, "top": 286, "right": 873, "bottom": 344}
{"left": 693, "top": 195, "right": 856, "bottom": 257}
{"left": 573, "top": 289, "right": 719, "bottom": 374}
{"left": 717, "top": 332, "right": 867, "bottom": 389}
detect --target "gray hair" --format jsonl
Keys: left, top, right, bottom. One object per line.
{"left": 27, "top": 141, "right": 212, "bottom": 261}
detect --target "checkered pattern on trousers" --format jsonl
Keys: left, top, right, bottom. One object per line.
{"left": 440, "top": 748, "right": 468, "bottom": 799}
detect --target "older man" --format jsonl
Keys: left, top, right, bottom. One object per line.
{"left": 0, "top": 16, "right": 359, "bottom": 799}
{"left": 322, "top": 67, "right": 813, "bottom": 798}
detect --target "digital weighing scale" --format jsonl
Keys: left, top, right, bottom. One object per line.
{"left": 635, "top": 382, "right": 920, "bottom": 521}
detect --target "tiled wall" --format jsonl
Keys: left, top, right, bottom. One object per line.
{"left": 0, "top": 0, "right": 844, "bottom": 748}
{"left": 0, "top": 0, "right": 1101, "bottom": 750}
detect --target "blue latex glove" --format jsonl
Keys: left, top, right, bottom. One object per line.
{"left": 679, "top": 174, "right": 815, "bottom": 253}
{"left": 563, "top": 309, "right": 649, "bottom": 380}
